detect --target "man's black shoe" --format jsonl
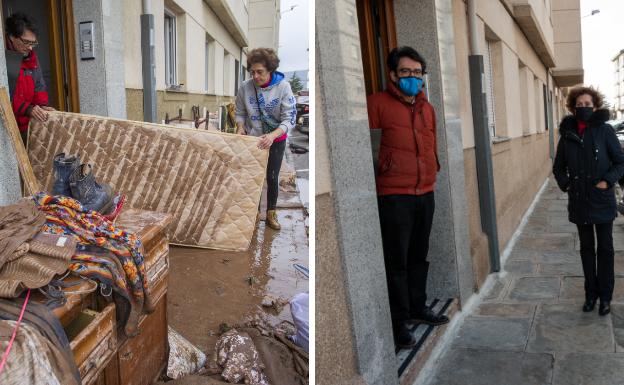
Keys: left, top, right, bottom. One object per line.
{"left": 394, "top": 326, "right": 417, "bottom": 349}
{"left": 582, "top": 298, "right": 597, "bottom": 312}
{"left": 410, "top": 308, "right": 450, "bottom": 326}
{"left": 599, "top": 300, "right": 611, "bottom": 316}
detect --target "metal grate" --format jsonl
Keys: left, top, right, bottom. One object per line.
{"left": 396, "top": 298, "right": 454, "bottom": 377}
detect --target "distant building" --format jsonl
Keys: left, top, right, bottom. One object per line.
{"left": 614, "top": 49, "right": 624, "bottom": 119}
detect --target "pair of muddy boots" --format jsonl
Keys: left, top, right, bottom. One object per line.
{"left": 52, "top": 153, "right": 114, "bottom": 213}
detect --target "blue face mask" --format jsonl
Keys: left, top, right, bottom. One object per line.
{"left": 397, "top": 77, "right": 423, "bottom": 96}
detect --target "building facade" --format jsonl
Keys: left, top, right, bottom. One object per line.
{"left": 123, "top": 0, "right": 280, "bottom": 122}
{"left": 316, "top": 0, "right": 583, "bottom": 384}
{"left": 614, "top": 49, "right": 624, "bottom": 119}
{"left": 0, "top": 0, "right": 280, "bottom": 204}
{"left": 248, "top": 0, "right": 280, "bottom": 50}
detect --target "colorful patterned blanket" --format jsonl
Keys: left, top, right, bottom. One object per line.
{"left": 32, "top": 193, "right": 153, "bottom": 336}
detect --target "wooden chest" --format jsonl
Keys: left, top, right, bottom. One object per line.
{"left": 31, "top": 209, "right": 172, "bottom": 385}
{"left": 101, "top": 209, "right": 172, "bottom": 385}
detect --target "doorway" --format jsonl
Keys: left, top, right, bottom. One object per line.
{"left": 355, "top": 1, "right": 458, "bottom": 382}
{"left": 2, "top": 0, "right": 79, "bottom": 112}
{"left": 356, "top": 0, "right": 397, "bottom": 96}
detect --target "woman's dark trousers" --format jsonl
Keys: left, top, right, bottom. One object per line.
{"left": 267, "top": 140, "right": 286, "bottom": 210}
{"left": 577, "top": 222, "right": 615, "bottom": 302}
{"left": 378, "top": 193, "right": 435, "bottom": 329}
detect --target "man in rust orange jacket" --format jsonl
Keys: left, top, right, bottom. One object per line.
{"left": 367, "top": 46, "right": 448, "bottom": 349}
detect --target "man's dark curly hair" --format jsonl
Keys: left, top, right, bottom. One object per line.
{"left": 5, "top": 12, "right": 38, "bottom": 37}
{"left": 247, "top": 48, "right": 280, "bottom": 72}
{"left": 566, "top": 86, "right": 605, "bottom": 113}
{"left": 387, "top": 46, "right": 427, "bottom": 74}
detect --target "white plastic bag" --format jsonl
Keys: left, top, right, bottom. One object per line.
{"left": 290, "top": 292, "right": 309, "bottom": 352}
{"left": 166, "top": 327, "right": 207, "bottom": 379}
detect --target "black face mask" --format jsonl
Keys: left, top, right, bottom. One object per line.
{"left": 575, "top": 107, "right": 593, "bottom": 122}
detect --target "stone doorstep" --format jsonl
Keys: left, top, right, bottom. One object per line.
{"left": 398, "top": 298, "right": 459, "bottom": 385}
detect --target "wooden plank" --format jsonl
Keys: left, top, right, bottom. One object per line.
{"left": 63, "top": 0, "right": 81, "bottom": 112}
{"left": 0, "top": 87, "right": 41, "bottom": 194}
{"left": 48, "top": 0, "right": 66, "bottom": 111}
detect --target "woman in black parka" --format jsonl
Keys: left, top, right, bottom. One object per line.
{"left": 553, "top": 86, "right": 624, "bottom": 316}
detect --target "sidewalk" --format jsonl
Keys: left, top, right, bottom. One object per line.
{"left": 424, "top": 177, "right": 624, "bottom": 385}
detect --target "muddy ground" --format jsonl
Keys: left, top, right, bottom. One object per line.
{"left": 166, "top": 134, "right": 309, "bottom": 360}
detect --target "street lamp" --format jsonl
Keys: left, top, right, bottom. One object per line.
{"left": 582, "top": 9, "right": 600, "bottom": 18}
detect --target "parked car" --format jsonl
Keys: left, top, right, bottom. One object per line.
{"left": 296, "top": 95, "right": 309, "bottom": 134}
{"left": 608, "top": 120, "right": 624, "bottom": 149}
{"left": 607, "top": 119, "right": 624, "bottom": 131}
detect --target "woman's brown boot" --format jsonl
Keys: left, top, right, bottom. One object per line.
{"left": 266, "top": 209, "right": 281, "bottom": 230}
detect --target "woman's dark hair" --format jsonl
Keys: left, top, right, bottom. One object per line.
{"left": 5, "top": 12, "right": 38, "bottom": 37}
{"left": 387, "top": 46, "right": 427, "bottom": 74}
{"left": 247, "top": 48, "right": 280, "bottom": 72}
{"left": 566, "top": 86, "right": 605, "bottom": 113}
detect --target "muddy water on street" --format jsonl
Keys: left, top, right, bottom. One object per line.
{"left": 167, "top": 208, "right": 309, "bottom": 356}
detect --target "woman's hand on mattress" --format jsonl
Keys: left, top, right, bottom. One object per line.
{"left": 258, "top": 133, "right": 275, "bottom": 149}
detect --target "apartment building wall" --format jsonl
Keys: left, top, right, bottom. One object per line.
{"left": 614, "top": 52, "right": 624, "bottom": 119}
{"left": 451, "top": 0, "right": 565, "bottom": 286}
{"left": 123, "top": 0, "right": 247, "bottom": 122}
{"left": 248, "top": 0, "right": 280, "bottom": 50}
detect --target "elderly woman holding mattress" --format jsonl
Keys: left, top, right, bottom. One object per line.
{"left": 235, "top": 47, "right": 297, "bottom": 231}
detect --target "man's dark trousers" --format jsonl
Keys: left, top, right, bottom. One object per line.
{"left": 378, "top": 192, "right": 435, "bottom": 328}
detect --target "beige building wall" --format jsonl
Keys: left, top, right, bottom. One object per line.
{"left": 122, "top": 0, "right": 271, "bottom": 122}
{"left": 248, "top": 0, "right": 281, "bottom": 50}
{"left": 452, "top": 0, "right": 573, "bottom": 288}
{"left": 552, "top": 0, "right": 583, "bottom": 86}
{"left": 123, "top": 0, "right": 243, "bottom": 92}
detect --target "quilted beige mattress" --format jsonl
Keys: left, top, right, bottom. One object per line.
{"left": 27, "top": 111, "right": 268, "bottom": 251}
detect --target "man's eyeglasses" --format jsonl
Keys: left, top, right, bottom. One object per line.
{"left": 19, "top": 37, "right": 38, "bottom": 48}
{"left": 397, "top": 68, "right": 424, "bottom": 77}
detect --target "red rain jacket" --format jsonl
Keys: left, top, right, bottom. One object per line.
{"left": 10, "top": 48, "right": 48, "bottom": 132}
{"left": 367, "top": 81, "right": 440, "bottom": 196}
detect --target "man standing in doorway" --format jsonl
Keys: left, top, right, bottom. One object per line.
{"left": 367, "top": 46, "right": 449, "bottom": 348}
{"left": 5, "top": 12, "right": 53, "bottom": 145}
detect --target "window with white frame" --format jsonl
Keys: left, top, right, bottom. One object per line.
{"left": 205, "top": 39, "right": 210, "bottom": 92}
{"left": 534, "top": 76, "right": 543, "bottom": 132}
{"left": 518, "top": 61, "right": 530, "bottom": 135}
{"left": 484, "top": 40, "right": 497, "bottom": 137}
{"left": 164, "top": 9, "right": 177, "bottom": 87}
{"left": 235, "top": 59, "right": 240, "bottom": 95}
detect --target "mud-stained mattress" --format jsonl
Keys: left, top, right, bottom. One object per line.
{"left": 28, "top": 111, "right": 268, "bottom": 251}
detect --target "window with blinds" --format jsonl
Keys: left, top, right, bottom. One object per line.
{"left": 484, "top": 41, "right": 496, "bottom": 137}
{"left": 164, "top": 9, "right": 177, "bottom": 87}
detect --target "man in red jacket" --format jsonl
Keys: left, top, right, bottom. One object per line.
{"left": 5, "top": 13, "right": 53, "bottom": 145}
{"left": 367, "top": 46, "right": 448, "bottom": 349}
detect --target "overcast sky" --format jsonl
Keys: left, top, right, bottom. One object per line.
{"left": 580, "top": 0, "right": 624, "bottom": 106}
{"left": 277, "top": 0, "right": 310, "bottom": 72}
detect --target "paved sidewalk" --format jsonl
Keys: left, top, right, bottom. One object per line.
{"left": 425, "top": 178, "right": 624, "bottom": 385}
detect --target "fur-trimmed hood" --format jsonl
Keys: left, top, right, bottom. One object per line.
{"left": 559, "top": 108, "right": 611, "bottom": 136}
